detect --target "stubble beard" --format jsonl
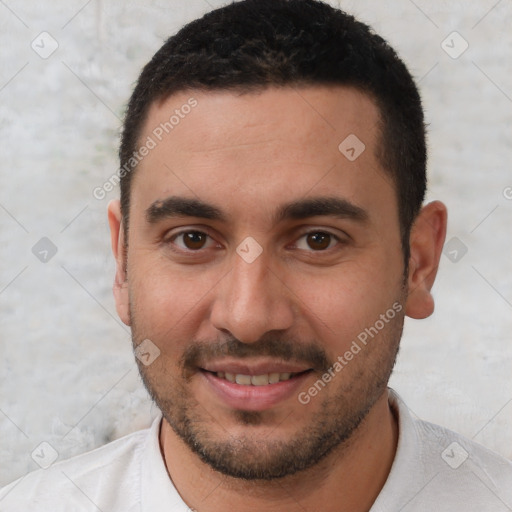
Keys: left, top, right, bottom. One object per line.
{"left": 131, "top": 299, "right": 405, "bottom": 481}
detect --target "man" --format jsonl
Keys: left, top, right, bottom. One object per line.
{"left": 1, "top": 0, "right": 511, "bottom": 510}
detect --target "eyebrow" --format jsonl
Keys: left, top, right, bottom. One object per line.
{"left": 146, "top": 197, "right": 226, "bottom": 223}
{"left": 146, "top": 195, "right": 369, "bottom": 225}
{"left": 273, "top": 196, "right": 368, "bottom": 224}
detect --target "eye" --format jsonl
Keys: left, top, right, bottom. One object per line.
{"left": 169, "top": 230, "right": 217, "bottom": 251}
{"left": 295, "top": 231, "right": 339, "bottom": 251}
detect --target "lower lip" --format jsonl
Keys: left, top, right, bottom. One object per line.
{"left": 200, "top": 370, "right": 312, "bottom": 411}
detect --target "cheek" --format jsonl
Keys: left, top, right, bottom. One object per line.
{"left": 288, "top": 256, "right": 403, "bottom": 349}
{"left": 128, "top": 256, "right": 215, "bottom": 340}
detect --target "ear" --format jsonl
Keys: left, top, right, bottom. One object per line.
{"left": 405, "top": 200, "right": 447, "bottom": 319}
{"left": 107, "top": 199, "right": 131, "bottom": 326}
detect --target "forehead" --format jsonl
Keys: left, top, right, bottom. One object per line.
{"left": 144, "top": 85, "right": 380, "bottom": 156}
{"left": 131, "top": 85, "right": 394, "bottom": 227}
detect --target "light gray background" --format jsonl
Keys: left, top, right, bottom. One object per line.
{"left": 0, "top": 0, "right": 511, "bottom": 487}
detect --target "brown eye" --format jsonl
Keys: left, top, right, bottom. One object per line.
{"left": 170, "top": 231, "right": 214, "bottom": 251}
{"left": 182, "top": 231, "right": 208, "bottom": 250}
{"left": 306, "top": 232, "right": 332, "bottom": 250}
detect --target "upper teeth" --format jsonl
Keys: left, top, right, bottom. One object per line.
{"left": 216, "top": 372, "right": 294, "bottom": 385}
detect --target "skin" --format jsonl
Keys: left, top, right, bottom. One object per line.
{"left": 108, "top": 85, "right": 447, "bottom": 511}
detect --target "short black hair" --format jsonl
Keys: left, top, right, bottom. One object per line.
{"left": 119, "top": 0, "right": 427, "bottom": 263}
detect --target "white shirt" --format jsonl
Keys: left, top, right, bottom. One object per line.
{"left": 1, "top": 389, "right": 511, "bottom": 511}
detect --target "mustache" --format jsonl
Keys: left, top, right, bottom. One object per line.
{"left": 181, "top": 334, "right": 331, "bottom": 375}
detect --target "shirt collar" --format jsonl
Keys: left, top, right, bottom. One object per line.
{"left": 369, "top": 387, "right": 422, "bottom": 511}
{"left": 140, "top": 413, "right": 190, "bottom": 511}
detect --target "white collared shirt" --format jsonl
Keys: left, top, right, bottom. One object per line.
{"left": 1, "top": 389, "right": 511, "bottom": 511}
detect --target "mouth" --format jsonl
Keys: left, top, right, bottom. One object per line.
{"left": 198, "top": 363, "right": 315, "bottom": 411}
{"left": 204, "top": 370, "right": 311, "bottom": 386}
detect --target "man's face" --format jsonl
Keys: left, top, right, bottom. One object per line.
{"left": 116, "top": 86, "right": 407, "bottom": 479}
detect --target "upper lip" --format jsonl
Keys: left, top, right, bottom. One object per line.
{"left": 201, "top": 359, "right": 313, "bottom": 376}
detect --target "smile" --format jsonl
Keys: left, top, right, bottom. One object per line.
{"left": 200, "top": 367, "right": 314, "bottom": 411}
{"left": 213, "top": 371, "right": 302, "bottom": 385}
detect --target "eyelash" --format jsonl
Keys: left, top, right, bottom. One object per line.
{"left": 165, "top": 229, "right": 345, "bottom": 254}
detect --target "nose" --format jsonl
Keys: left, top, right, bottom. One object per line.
{"left": 210, "top": 250, "right": 295, "bottom": 344}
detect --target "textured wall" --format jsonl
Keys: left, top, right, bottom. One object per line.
{"left": 0, "top": 0, "right": 511, "bottom": 487}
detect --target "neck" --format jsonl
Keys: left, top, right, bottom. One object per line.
{"left": 160, "top": 390, "right": 398, "bottom": 512}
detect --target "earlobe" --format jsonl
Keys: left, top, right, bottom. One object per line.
{"left": 405, "top": 201, "right": 447, "bottom": 320}
{"left": 107, "top": 200, "right": 131, "bottom": 326}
